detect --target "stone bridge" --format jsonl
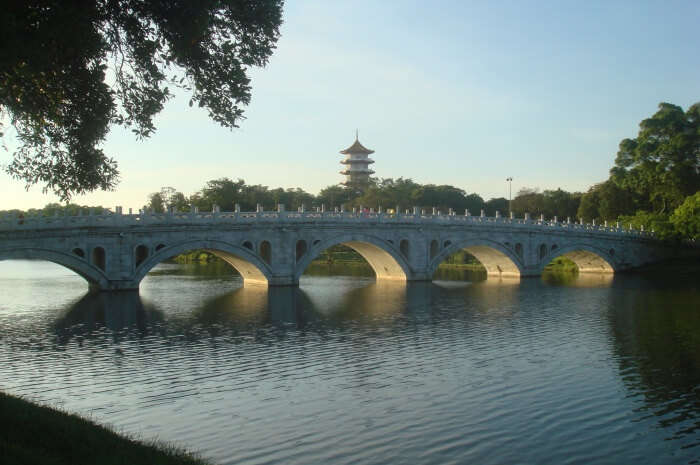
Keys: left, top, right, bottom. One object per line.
{"left": 0, "top": 208, "right": 673, "bottom": 291}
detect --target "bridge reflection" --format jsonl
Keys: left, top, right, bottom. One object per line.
{"left": 51, "top": 275, "right": 557, "bottom": 344}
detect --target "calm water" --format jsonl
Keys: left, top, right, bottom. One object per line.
{"left": 1, "top": 260, "right": 699, "bottom": 465}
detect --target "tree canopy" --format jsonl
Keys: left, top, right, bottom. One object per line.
{"left": 1, "top": 0, "right": 283, "bottom": 200}
{"left": 610, "top": 102, "right": 700, "bottom": 213}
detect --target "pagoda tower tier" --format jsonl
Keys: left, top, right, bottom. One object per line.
{"left": 339, "top": 135, "right": 375, "bottom": 186}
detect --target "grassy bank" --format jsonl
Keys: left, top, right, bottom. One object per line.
{"left": 0, "top": 392, "right": 210, "bottom": 465}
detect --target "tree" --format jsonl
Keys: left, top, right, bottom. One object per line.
{"left": 198, "top": 178, "right": 246, "bottom": 211}
{"left": 670, "top": 191, "right": 700, "bottom": 240}
{"left": 317, "top": 185, "right": 355, "bottom": 209}
{"left": 146, "top": 193, "right": 166, "bottom": 213}
{"left": 577, "top": 181, "right": 636, "bottom": 222}
{"left": 485, "top": 197, "right": 508, "bottom": 216}
{"left": 1, "top": 0, "right": 284, "bottom": 200}
{"left": 610, "top": 102, "right": 700, "bottom": 213}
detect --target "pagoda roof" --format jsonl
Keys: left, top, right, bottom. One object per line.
{"left": 340, "top": 138, "right": 374, "bottom": 155}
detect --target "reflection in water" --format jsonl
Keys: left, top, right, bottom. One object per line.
{"left": 1, "top": 260, "right": 699, "bottom": 465}
{"left": 607, "top": 286, "right": 700, "bottom": 448}
{"left": 542, "top": 270, "right": 614, "bottom": 287}
{"left": 53, "top": 292, "right": 164, "bottom": 344}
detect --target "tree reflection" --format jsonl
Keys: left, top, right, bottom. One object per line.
{"left": 608, "top": 284, "right": 700, "bottom": 445}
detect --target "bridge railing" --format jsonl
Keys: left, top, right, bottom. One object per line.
{"left": 0, "top": 209, "right": 658, "bottom": 239}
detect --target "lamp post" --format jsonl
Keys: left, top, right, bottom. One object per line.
{"left": 506, "top": 177, "right": 513, "bottom": 215}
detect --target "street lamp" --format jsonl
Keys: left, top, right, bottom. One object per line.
{"left": 506, "top": 177, "right": 513, "bottom": 215}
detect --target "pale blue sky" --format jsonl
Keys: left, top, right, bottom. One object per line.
{"left": 2, "top": 0, "right": 699, "bottom": 210}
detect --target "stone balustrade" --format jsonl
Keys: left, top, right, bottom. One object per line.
{"left": 0, "top": 207, "right": 655, "bottom": 238}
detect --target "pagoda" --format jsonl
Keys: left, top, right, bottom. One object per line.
{"left": 339, "top": 132, "right": 375, "bottom": 186}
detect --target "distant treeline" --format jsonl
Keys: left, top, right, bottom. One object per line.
{"left": 143, "top": 179, "right": 583, "bottom": 219}
{"left": 2, "top": 102, "right": 698, "bottom": 241}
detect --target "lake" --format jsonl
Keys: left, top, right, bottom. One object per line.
{"left": 0, "top": 260, "right": 698, "bottom": 464}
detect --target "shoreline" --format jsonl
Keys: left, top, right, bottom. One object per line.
{"left": 0, "top": 392, "right": 210, "bottom": 465}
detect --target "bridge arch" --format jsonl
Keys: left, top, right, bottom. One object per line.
{"left": 133, "top": 239, "right": 273, "bottom": 286}
{"left": 0, "top": 247, "right": 109, "bottom": 290}
{"left": 428, "top": 238, "right": 525, "bottom": 278}
{"left": 539, "top": 243, "right": 616, "bottom": 274}
{"left": 294, "top": 233, "right": 411, "bottom": 282}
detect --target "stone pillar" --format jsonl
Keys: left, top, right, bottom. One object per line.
{"left": 235, "top": 203, "right": 241, "bottom": 212}
{"left": 553, "top": 216, "right": 558, "bottom": 223}
{"left": 510, "top": 211, "right": 514, "bottom": 219}
{"left": 256, "top": 203, "right": 263, "bottom": 213}
{"left": 378, "top": 206, "right": 383, "bottom": 214}
{"left": 277, "top": 204, "right": 285, "bottom": 212}
{"left": 540, "top": 214, "right": 544, "bottom": 222}
{"left": 321, "top": 204, "right": 326, "bottom": 213}
{"left": 116, "top": 206, "right": 123, "bottom": 215}
{"left": 495, "top": 210, "right": 500, "bottom": 218}
{"left": 129, "top": 208, "right": 133, "bottom": 215}
{"left": 340, "top": 204, "right": 345, "bottom": 213}
{"left": 465, "top": 209, "right": 470, "bottom": 216}
{"left": 414, "top": 206, "right": 420, "bottom": 215}
{"left": 480, "top": 209, "right": 485, "bottom": 217}
{"left": 396, "top": 205, "right": 400, "bottom": 216}
{"left": 524, "top": 213, "right": 531, "bottom": 221}
{"left": 449, "top": 208, "right": 454, "bottom": 216}
{"left": 567, "top": 216, "right": 571, "bottom": 224}
{"left": 432, "top": 207, "right": 437, "bottom": 215}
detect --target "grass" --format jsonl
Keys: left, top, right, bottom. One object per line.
{"left": 543, "top": 257, "right": 579, "bottom": 273}
{"left": 0, "top": 392, "right": 210, "bottom": 465}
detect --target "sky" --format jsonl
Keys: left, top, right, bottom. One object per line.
{"left": 1, "top": 0, "right": 699, "bottom": 211}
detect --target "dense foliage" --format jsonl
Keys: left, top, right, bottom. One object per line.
{"left": 0, "top": 0, "right": 283, "bottom": 200}
{"left": 576, "top": 102, "right": 699, "bottom": 240}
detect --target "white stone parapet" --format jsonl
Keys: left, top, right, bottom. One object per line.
{"left": 0, "top": 208, "right": 657, "bottom": 238}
